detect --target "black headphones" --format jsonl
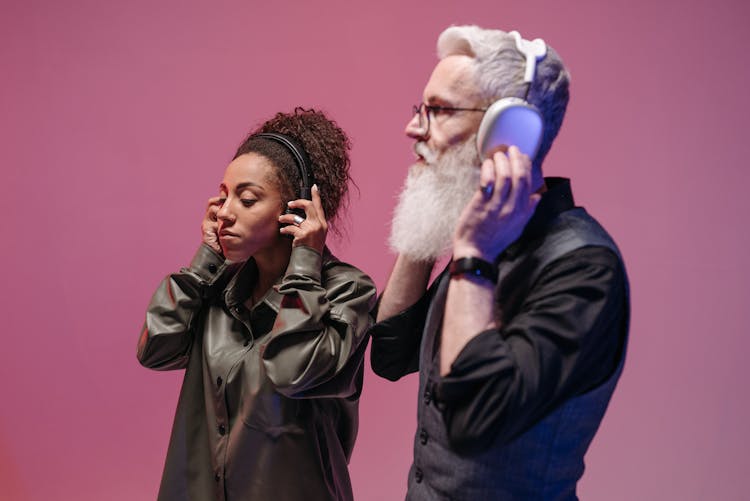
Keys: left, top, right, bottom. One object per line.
{"left": 254, "top": 132, "right": 315, "bottom": 201}
{"left": 254, "top": 132, "right": 315, "bottom": 225}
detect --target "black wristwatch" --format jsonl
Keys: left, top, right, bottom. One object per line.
{"left": 449, "top": 257, "right": 498, "bottom": 283}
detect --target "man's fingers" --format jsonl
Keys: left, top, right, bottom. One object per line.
{"left": 529, "top": 193, "right": 542, "bottom": 211}
{"left": 479, "top": 159, "right": 496, "bottom": 200}
{"left": 492, "top": 150, "right": 512, "bottom": 205}
{"left": 504, "top": 146, "right": 532, "bottom": 211}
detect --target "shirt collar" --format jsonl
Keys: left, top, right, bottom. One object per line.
{"left": 500, "top": 177, "right": 575, "bottom": 260}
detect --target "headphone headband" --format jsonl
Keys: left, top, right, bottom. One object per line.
{"left": 254, "top": 132, "right": 315, "bottom": 200}
{"left": 509, "top": 31, "right": 547, "bottom": 84}
{"left": 475, "top": 30, "right": 548, "bottom": 161}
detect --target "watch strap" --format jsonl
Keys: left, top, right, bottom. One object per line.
{"left": 449, "top": 257, "right": 498, "bottom": 283}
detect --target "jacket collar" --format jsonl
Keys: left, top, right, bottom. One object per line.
{"left": 221, "top": 245, "right": 335, "bottom": 313}
{"left": 222, "top": 258, "right": 284, "bottom": 313}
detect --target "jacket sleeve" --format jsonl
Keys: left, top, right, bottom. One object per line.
{"left": 137, "top": 244, "right": 232, "bottom": 370}
{"left": 261, "top": 246, "right": 377, "bottom": 398}
{"left": 368, "top": 270, "right": 444, "bottom": 381}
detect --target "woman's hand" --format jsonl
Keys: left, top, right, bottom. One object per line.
{"left": 278, "top": 184, "right": 328, "bottom": 254}
{"left": 201, "top": 196, "right": 224, "bottom": 254}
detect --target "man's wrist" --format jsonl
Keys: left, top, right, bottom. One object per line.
{"left": 452, "top": 242, "right": 493, "bottom": 262}
{"left": 449, "top": 257, "right": 498, "bottom": 283}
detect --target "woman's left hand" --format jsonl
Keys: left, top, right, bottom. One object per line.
{"left": 278, "top": 184, "right": 328, "bottom": 254}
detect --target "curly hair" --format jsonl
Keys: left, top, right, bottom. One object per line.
{"left": 233, "top": 108, "right": 352, "bottom": 237}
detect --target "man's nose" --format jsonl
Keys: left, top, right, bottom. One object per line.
{"left": 405, "top": 113, "right": 428, "bottom": 140}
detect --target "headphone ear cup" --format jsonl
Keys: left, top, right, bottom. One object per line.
{"left": 285, "top": 207, "right": 306, "bottom": 218}
{"left": 477, "top": 98, "right": 544, "bottom": 161}
{"left": 279, "top": 206, "right": 306, "bottom": 231}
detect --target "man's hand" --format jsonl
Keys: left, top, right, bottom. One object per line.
{"left": 201, "top": 196, "right": 224, "bottom": 254}
{"left": 453, "top": 146, "right": 541, "bottom": 261}
{"left": 278, "top": 184, "right": 328, "bottom": 254}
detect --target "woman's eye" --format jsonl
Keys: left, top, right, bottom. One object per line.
{"left": 218, "top": 198, "right": 227, "bottom": 205}
{"left": 241, "top": 199, "right": 257, "bottom": 207}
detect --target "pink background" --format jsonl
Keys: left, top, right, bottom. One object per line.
{"left": 1, "top": 0, "right": 748, "bottom": 499}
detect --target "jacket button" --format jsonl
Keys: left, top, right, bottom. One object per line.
{"left": 419, "top": 429, "right": 428, "bottom": 445}
{"left": 208, "top": 263, "right": 218, "bottom": 273}
{"left": 216, "top": 376, "right": 223, "bottom": 387}
{"left": 214, "top": 472, "right": 221, "bottom": 482}
{"left": 423, "top": 390, "right": 432, "bottom": 406}
{"left": 414, "top": 467, "right": 423, "bottom": 483}
{"left": 243, "top": 339, "right": 250, "bottom": 347}
{"left": 219, "top": 424, "right": 226, "bottom": 435}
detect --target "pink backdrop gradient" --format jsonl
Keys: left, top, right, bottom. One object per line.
{"left": 1, "top": 0, "right": 748, "bottom": 499}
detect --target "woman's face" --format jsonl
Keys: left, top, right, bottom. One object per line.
{"left": 217, "top": 152, "right": 286, "bottom": 262}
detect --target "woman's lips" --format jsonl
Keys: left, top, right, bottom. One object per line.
{"left": 219, "top": 230, "right": 239, "bottom": 239}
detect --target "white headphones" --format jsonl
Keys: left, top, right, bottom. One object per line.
{"left": 476, "top": 31, "right": 548, "bottom": 161}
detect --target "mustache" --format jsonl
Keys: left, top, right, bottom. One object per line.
{"left": 413, "top": 142, "right": 438, "bottom": 164}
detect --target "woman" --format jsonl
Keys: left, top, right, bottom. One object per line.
{"left": 138, "top": 108, "right": 376, "bottom": 500}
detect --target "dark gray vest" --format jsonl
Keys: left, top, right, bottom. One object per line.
{"left": 407, "top": 208, "right": 629, "bottom": 501}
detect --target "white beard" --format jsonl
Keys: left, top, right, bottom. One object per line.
{"left": 389, "top": 137, "right": 481, "bottom": 261}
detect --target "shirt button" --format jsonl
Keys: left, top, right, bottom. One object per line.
{"left": 219, "top": 424, "right": 226, "bottom": 435}
{"left": 414, "top": 467, "right": 423, "bottom": 483}
{"left": 214, "top": 473, "right": 221, "bottom": 482}
{"left": 216, "top": 376, "right": 223, "bottom": 387}
{"left": 208, "top": 263, "right": 218, "bottom": 273}
{"left": 419, "top": 429, "right": 428, "bottom": 445}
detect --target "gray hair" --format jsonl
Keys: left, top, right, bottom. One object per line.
{"left": 437, "top": 25, "right": 570, "bottom": 169}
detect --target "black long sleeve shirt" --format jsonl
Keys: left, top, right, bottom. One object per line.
{"left": 370, "top": 178, "right": 628, "bottom": 452}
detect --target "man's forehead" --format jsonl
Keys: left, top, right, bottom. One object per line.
{"left": 423, "top": 55, "right": 481, "bottom": 104}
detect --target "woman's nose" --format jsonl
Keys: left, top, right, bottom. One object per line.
{"left": 217, "top": 202, "right": 235, "bottom": 222}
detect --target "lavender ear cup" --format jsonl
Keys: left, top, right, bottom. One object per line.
{"left": 476, "top": 98, "right": 543, "bottom": 161}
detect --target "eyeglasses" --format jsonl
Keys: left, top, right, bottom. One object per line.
{"left": 412, "top": 103, "right": 487, "bottom": 134}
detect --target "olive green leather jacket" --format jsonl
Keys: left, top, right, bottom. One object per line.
{"left": 138, "top": 244, "right": 376, "bottom": 501}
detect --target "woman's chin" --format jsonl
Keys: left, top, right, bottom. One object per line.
{"left": 221, "top": 246, "right": 251, "bottom": 263}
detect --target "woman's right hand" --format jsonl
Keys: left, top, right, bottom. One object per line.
{"left": 201, "top": 196, "right": 224, "bottom": 254}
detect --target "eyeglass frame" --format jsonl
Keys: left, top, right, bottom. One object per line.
{"left": 411, "top": 103, "right": 487, "bottom": 134}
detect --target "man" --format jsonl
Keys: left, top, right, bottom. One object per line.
{"left": 370, "top": 25, "right": 629, "bottom": 500}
